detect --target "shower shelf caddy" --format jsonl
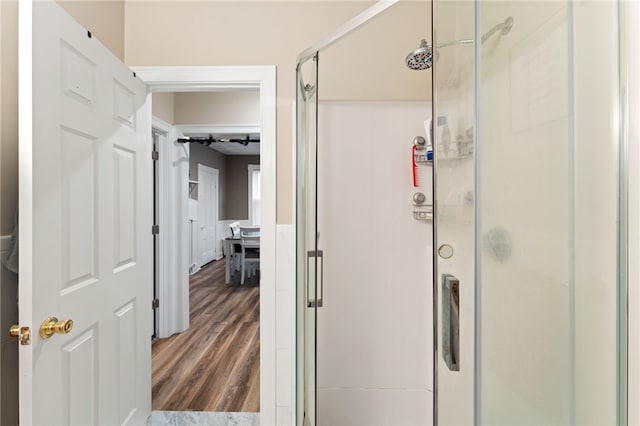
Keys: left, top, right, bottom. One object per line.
{"left": 413, "top": 203, "right": 433, "bottom": 221}
{"left": 411, "top": 135, "right": 434, "bottom": 222}
{"left": 412, "top": 191, "right": 433, "bottom": 222}
{"left": 413, "top": 148, "right": 432, "bottom": 165}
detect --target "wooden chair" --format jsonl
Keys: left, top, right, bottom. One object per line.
{"left": 227, "top": 221, "right": 242, "bottom": 274}
{"left": 240, "top": 227, "right": 260, "bottom": 285}
{"left": 229, "top": 221, "right": 241, "bottom": 238}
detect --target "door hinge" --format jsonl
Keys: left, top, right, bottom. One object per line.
{"left": 152, "top": 225, "right": 159, "bottom": 235}
{"left": 152, "top": 151, "right": 159, "bottom": 161}
{"left": 152, "top": 299, "right": 160, "bottom": 310}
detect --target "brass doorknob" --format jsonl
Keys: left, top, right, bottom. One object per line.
{"left": 39, "top": 317, "right": 73, "bottom": 339}
{"left": 9, "top": 324, "right": 20, "bottom": 338}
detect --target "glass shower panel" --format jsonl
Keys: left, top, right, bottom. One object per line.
{"left": 474, "top": 1, "right": 623, "bottom": 424}
{"left": 571, "top": 4, "right": 624, "bottom": 423}
{"left": 476, "top": 2, "right": 572, "bottom": 423}
{"left": 296, "top": 53, "right": 319, "bottom": 426}
{"left": 296, "top": 3, "right": 435, "bottom": 425}
{"left": 433, "top": 0, "right": 624, "bottom": 424}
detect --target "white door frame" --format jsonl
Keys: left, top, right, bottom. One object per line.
{"left": 248, "top": 164, "right": 260, "bottom": 226}
{"left": 152, "top": 116, "right": 190, "bottom": 338}
{"left": 626, "top": 1, "right": 640, "bottom": 423}
{"left": 197, "top": 163, "right": 219, "bottom": 265}
{"left": 133, "top": 66, "right": 277, "bottom": 424}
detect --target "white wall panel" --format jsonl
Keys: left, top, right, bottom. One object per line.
{"left": 317, "top": 388, "right": 433, "bottom": 426}
{"left": 61, "top": 328, "right": 97, "bottom": 425}
{"left": 316, "top": 102, "right": 433, "bottom": 424}
{"left": 61, "top": 127, "right": 97, "bottom": 291}
{"left": 275, "top": 224, "right": 295, "bottom": 426}
{"left": 114, "top": 146, "right": 136, "bottom": 271}
{"left": 114, "top": 79, "right": 136, "bottom": 129}
{"left": 60, "top": 40, "right": 96, "bottom": 106}
{"left": 115, "top": 300, "right": 136, "bottom": 423}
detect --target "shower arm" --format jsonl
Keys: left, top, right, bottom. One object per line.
{"left": 436, "top": 39, "right": 473, "bottom": 48}
{"left": 435, "top": 16, "right": 514, "bottom": 49}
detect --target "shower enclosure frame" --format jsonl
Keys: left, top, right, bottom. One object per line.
{"left": 295, "top": 0, "right": 636, "bottom": 424}
{"left": 622, "top": 2, "right": 640, "bottom": 423}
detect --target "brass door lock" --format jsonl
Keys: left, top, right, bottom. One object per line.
{"left": 9, "top": 324, "right": 31, "bottom": 346}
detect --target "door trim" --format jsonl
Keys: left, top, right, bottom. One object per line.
{"left": 247, "top": 164, "right": 260, "bottom": 226}
{"left": 133, "top": 66, "right": 277, "bottom": 425}
{"left": 152, "top": 116, "right": 190, "bottom": 339}
{"left": 175, "top": 124, "right": 260, "bottom": 136}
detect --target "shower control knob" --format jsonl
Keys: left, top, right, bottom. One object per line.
{"left": 438, "top": 244, "right": 455, "bottom": 259}
{"left": 413, "top": 136, "right": 426, "bottom": 147}
{"left": 413, "top": 192, "right": 426, "bottom": 205}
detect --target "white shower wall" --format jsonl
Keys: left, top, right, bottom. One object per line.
{"left": 316, "top": 102, "right": 433, "bottom": 425}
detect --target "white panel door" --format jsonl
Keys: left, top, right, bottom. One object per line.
{"left": 18, "top": 1, "right": 152, "bottom": 424}
{"left": 197, "top": 164, "right": 218, "bottom": 266}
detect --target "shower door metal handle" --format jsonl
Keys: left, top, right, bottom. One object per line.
{"left": 307, "top": 250, "right": 324, "bottom": 308}
{"left": 442, "top": 274, "right": 460, "bottom": 371}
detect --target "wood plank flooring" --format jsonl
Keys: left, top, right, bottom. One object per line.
{"left": 152, "top": 259, "right": 260, "bottom": 412}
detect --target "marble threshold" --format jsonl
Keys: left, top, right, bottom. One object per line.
{"left": 147, "top": 410, "right": 259, "bottom": 426}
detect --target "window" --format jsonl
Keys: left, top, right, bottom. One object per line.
{"left": 248, "top": 164, "right": 261, "bottom": 226}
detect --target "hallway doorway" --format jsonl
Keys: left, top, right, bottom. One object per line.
{"left": 136, "top": 66, "right": 277, "bottom": 423}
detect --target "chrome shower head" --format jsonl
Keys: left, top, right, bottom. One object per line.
{"left": 406, "top": 16, "right": 514, "bottom": 71}
{"left": 405, "top": 39, "right": 432, "bottom": 70}
{"left": 480, "top": 16, "right": 514, "bottom": 44}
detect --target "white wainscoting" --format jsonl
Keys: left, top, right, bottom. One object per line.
{"left": 0, "top": 236, "right": 19, "bottom": 425}
{"left": 275, "top": 224, "right": 295, "bottom": 426}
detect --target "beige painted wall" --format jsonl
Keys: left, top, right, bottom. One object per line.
{"left": 57, "top": 0, "right": 125, "bottom": 60}
{"left": 319, "top": 1, "right": 430, "bottom": 101}
{"left": 0, "top": 0, "right": 125, "bottom": 235}
{"left": 0, "top": 1, "right": 18, "bottom": 235}
{"left": 152, "top": 92, "right": 175, "bottom": 124}
{"left": 153, "top": 91, "right": 258, "bottom": 126}
{"left": 174, "top": 91, "right": 260, "bottom": 125}
{"left": 1, "top": 1, "right": 430, "bottom": 230}
{"left": 226, "top": 156, "right": 260, "bottom": 220}
{"left": 124, "top": 0, "right": 430, "bottom": 224}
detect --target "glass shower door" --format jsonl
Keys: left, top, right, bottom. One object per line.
{"left": 432, "top": 2, "right": 476, "bottom": 424}
{"left": 296, "top": 52, "right": 319, "bottom": 426}
{"left": 433, "top": 0, "right": 626, "bottom": 424}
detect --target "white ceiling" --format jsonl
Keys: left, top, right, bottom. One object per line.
{"left": 209, "top": 141, "right": 259, "bottom": 156}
